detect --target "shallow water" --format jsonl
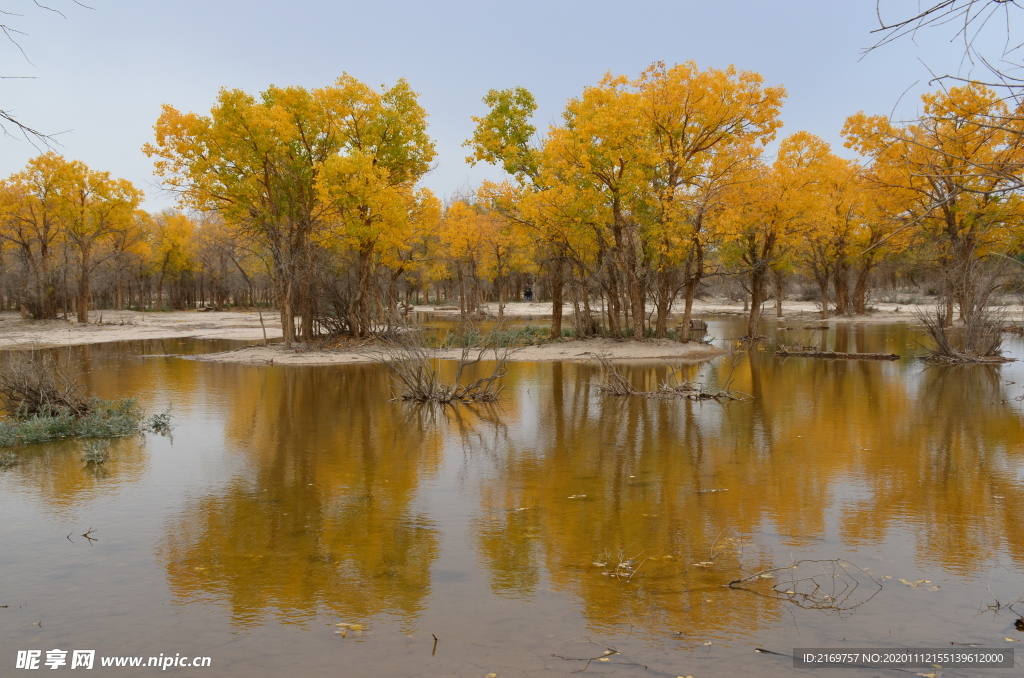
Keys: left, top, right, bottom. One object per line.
{"left": 2, "top": 322, "right": 1024, "bottom": 677}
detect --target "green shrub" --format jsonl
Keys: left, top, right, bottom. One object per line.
{"left": 0, "top": 397, "right": 147, "bottom": 448}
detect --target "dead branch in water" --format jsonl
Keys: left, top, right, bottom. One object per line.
{"left": 724, "top": 559, "right": 882, "bottom": 614}
{"left": 593, "top": 354, "right": 638, "bottom": 395}
{"left": 917, "top": 305, "right": 1012, "bottom": 363}
{"left": 0, "top": 349, "right": 90, "bottom": 417}
{"left": 775, "top": 346, "right": 900, "bottom": 361}
{"left": 375, "top": 324, "right": 516, "bottom": 403}
{"left": 551, "top": 636, "right": 682, "bottom": 676}
{"left": 593, "top": 354, "right": 751, "bottom": 402}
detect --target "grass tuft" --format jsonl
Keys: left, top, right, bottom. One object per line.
{"left": 0, "top": 398, "right": 148, "bottom": 448}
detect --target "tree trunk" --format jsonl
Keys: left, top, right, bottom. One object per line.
{"left": 653, "top": 269, "right": 673, "bottom": 339}
{"left": 774, "top": 269, "right": 784, "bottom": 318}
{"left": 77, "top": 263, "right": 90, "bottom": 323}
{"left": 497, "top": 276, "right": 505, "bottom": 319}
{"left": 853, "top": 261, "right": 872, "bottom": 315}
{"left": 280, "top": 278, "right": 294, "bottom": 348}
{"left": 551, "top": 263, "right": 564, "bottom": 338}
{"left": 818, "top": 276, "right": 831, "bottom": 319}
{"left": 747, "top": 268, "right": 768, "bottom": 338}
{"left": 834, "top": 264, "right": 849, "bottom": 316}
{"left": 680, "top": 279, "right": 698, "bottom": 342}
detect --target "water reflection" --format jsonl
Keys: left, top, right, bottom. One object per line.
{"left": 149, "top": 324, "right": 1024, "bottom": 640}
{"left": 159, "top": 365, "right": 443, "bottom": 628}
{"left": 2, "top": 323, "right": 1022, "bottom": 676}
{"left": 2, "top": 436, "right": 148, "bottom": 510}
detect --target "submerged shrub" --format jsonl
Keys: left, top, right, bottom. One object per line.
{"left": 917, "top": 305, "right": 1007, "bottom": 363}
{"left": 81, "top": 439, "right": 111, "bottom": 465}
{"left": 146, "top": 409, "right": 172, "bottom": 435}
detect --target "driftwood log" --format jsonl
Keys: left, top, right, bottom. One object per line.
{"left": 775, "top": 347, "right": 900, "bottom": 361}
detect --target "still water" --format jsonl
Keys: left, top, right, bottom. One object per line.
{"left": 2, "top": 321, "right": 1023, "bottom": 677}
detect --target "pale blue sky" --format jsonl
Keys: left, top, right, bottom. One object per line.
{"left": 0, "top": 1, "right": 1006, "bottom": 210}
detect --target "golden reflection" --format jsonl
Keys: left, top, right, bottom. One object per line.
{"left": 0, "top": 436, "right": 148, "bottom": 510}
{"left": 159, "top": 364, "right": 444, "bottom": 627}
{"left": 471, "top": 339, "right": 1024, "bottom": 639}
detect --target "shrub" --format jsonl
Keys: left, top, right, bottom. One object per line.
{"left": 0, "top": 398, "right": 147, "bottom": 448}
{"left": 0, "top": 350, "right": 90, "bottom": 417}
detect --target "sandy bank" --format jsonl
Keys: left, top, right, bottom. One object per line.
{"left": 189, "top": 337, "right": 728, "bottom": 366}
{"left": 0, "top": 310, "right": 283, "bottom": 349}
{"left": 0, "top": 295, "right": 990, "bottom": 354}
{"left": 429, "top": 298, "right": 964, "bottom": 324}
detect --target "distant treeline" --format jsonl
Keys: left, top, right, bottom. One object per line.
{"left": 2, "top": 64, "right": 1021, "bottom": 342}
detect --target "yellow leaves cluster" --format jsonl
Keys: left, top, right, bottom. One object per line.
{"left": 469, "top": 61, "right": 788, "bottom": 289}
{"left": 145, "top": 74, "right": 437, "bottom": 272}
{"left": 0, "top": 152, "right": 143, "bottom": 270}
{"left": 843, "top": 82, "right": 1024, "bottom": 258}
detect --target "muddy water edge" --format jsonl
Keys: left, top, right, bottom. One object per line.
{"left": 1, "top": 321, "right": 1023, "bottom": 677}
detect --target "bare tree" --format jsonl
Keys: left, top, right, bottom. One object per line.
{"left": 871, "top": 1, "right": 1024, "bottom": 91}
{"left": 1, "top": 1, "right": 88, "bottom": 145}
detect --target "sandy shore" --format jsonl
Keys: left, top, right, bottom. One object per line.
{"left": 0, "top": 296, "right": 987, "bottom": 365}
{"left": 446, "top": 298, "right": 956, "bottom": 323}
{"left": 0, "top": 310, "right": 283, "bottom": 349}
{"left": 189, "top": 337, "right": 728, "bottom": 365}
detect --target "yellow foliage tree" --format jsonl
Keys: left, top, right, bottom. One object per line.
{"left": 145, "top": 75, "right": 435, "bottom": 343}
{"left": 719, "top": 132, "right": 831, "bottom": 337}
{"left": 843, "top": 82, "right": 1024, "bottom": 322}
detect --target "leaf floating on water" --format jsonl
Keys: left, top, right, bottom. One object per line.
{"left": 917, "top": 673, "right": 936, "bottom": 678}
{"left": 567, "top": 495, "right": 587, "bottom": 499}
{"left": 486, "top": 674, "right": 497, "bottom": 678}
{"left": 335, "top": 622, "right": 364, "bottom": 631}
{"left": 899, "top": 579, "right": 930, "bottom": 587}
{"left": 1006, "top": 638, "right": 1017, "bottom": 642}
{"left": 598, "top": 657, "right": 610, "bottom": 662}
{"left": 692, "top": 561, "right": 714, "bottom": 567}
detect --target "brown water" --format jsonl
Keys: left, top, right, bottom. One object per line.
{"left": 2, "top": 322, "right": 1024, "bottom": 677}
